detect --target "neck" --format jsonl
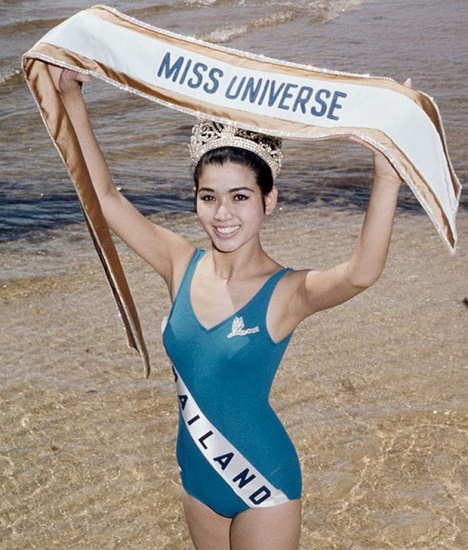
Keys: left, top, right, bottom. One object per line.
{"left": 208, "top": 243, "right": 269, "bottom": 282}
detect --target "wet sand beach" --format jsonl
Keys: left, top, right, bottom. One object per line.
{"left": 1, "top": 207, "right": 467, "bottom": 549}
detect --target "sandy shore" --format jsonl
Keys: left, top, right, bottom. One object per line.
{"left": 1, "top": 207, "right": 467, "bottom": 549}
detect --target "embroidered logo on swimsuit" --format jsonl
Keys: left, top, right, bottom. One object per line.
{"left": 227, "top": 316, "right": 260, "bottom": 338}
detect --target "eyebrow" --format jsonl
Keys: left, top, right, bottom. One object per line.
{"left": 198, "top": 186, "right": 255, "bottom": 193}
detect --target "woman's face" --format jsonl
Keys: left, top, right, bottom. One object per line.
{"left": 195, "top": 161, "right": 276, "bottom": 253}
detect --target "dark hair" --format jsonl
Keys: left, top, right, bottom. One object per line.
{"left": 193, "top": 147, "right": 274, "bottom": 197}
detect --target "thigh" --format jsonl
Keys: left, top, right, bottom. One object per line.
{"left": 181, "top": 490, "right": 232, "bottom": 550}
{"left": 230, "top": 499, "right": 302, "bottom": 550}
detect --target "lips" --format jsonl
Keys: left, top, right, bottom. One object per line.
{"left": 214, "top": 225, "right": 240, "bottom": 236}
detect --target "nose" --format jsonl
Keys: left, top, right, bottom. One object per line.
{"left": 214, "top": 200, "right": 232, "bottom": 221}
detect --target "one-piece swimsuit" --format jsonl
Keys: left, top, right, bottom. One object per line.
{"left": 162, "top": 249, "right": 302, "bottom": 518}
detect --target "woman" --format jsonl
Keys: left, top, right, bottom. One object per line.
{"left": 48, "top": 65, "right": 405, "bottom": 550}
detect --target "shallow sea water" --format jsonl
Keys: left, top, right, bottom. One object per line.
{"left": 0, "top": 0, "right": 466, "bottom": 243}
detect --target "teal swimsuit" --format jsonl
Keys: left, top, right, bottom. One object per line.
{"left": 163, "top": 249, "right": 301, "bottom": 518}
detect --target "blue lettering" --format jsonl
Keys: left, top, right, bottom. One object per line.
{"left": 157, "top": 52, "right": 184, "bottom": 82}
{"left": 233, "top": 469, "right": 256, "bottom": 488}
{"left": 179, "top": 58, "right": 193, "bottom": 86}
{"left": 278, "top": 83, "right": 298, "bottom": 110}
{"left": 225, "top": 76, "right": 246, "bottom": 99}
{"left": 258, "top": 79, "right": 271, "bottom": 106}
{"left": 241, "top": 77, "right": 264, "bottom": 104}
{"left": 188, "top": 62, "right": 208, "bottom": 89}
{"left": 204, "top": 67, "right": 224, "bottom": 94}
{"left": 213, "top": 452, "right": 234, "bottom": 470}
{"left": 311, "top": 88, "right": 330, "bottom": 117}
{"left": 327, "top": 90, "right": 348, "bottom": 120}
{"left": 293, "top": 86, "right": 314, "bottom": 113}
{"left": 178, "top": 394, "right": 188, "bottom": 410}
{"left": 267, "top": 81, "right": 286, "bottom": 107}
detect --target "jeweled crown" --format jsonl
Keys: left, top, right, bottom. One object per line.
{"left": 189, "top": 119, "right": 282, "bottom": 179}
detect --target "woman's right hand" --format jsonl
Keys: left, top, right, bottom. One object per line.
{"left": 47, "top": 64, "right": 90, "bottom": 95}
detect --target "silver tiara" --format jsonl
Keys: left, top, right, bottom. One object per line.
{"left": 189, "top": 119, "right": 282, "bottom": 179}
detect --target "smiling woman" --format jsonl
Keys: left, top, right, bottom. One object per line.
{"left": 194, "top": 160, "right": 275, "bottom": 253}
{"left": 189, "top": 125, "right": 281, "bottom": 293}
{"left": 160, "top": 114, "right": 405, "bottom": 549}
{"left": 37, "top": 61, "right": 407, "bottom": 549}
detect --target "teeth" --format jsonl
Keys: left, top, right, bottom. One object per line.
{"left": 216, "top": 226, "right": 240, "bottom": 235}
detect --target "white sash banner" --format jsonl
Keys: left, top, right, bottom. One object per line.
{"left": 22, "top": 5, "right": 461, "bottom": 376}
{"left": 172, "top": 366, "right": 289, "bottom": 509}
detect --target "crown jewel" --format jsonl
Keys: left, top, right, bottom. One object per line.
{"left": 189, "top": 119, "right": 282, "bottom": 179}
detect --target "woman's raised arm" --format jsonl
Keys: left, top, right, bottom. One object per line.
{"left": 276, "top": 79, "right": 413, "bottom": 332}
{"left": 301, "top": 144, "right": 402, "bottom": 312}
{"left": 47, "top": 65, "right": 195, "bottom": 293}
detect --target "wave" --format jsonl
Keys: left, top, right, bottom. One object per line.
{"left": 0, "top": 17, "right": 64, "bottom": 38}
{"left": 120, "top": 2, "right": 190, "bottom": 20}
{"left": 278, "top": 0, "right": 364, "bottom": 22}
{"left": 187, "top": 0, "right": 363, "bottom": 11}
{"left": 185, "top": 0, "right": 222, "bottom": 5}
{"left": 198, "top": 10, "right": 296, "bottom": 43}
{"left": 196, "top": 0, "right": 363, "bottom": 44}
{"left": 0, "top": 67, "right": 22, "bottom": 85}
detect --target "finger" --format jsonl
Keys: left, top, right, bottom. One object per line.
{"left": 47, "top": 63, "right": 62, "bottom": 84}
{"left": 76, "top": 73, "right": 91, "bottom": 84}
{"left": 59, "top": 68, "right": 90, "bottom": 86}
{"left": 348, "top": 134, "right": 371, "bottom": 147}
{"left": 403, "top": 77, "right": 412, "bottom": 88}
{"left": 65, "top": 68, "right": 90, "bottom": 84}
{"left": 348, "top": 135, "right": 365, "bottom": 146}
{"left": 47, "top": 63, "right": 69, "bottom": 94}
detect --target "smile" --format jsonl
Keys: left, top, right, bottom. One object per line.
{"left": 215, "top": 225, "right": 240, "bottom": 235}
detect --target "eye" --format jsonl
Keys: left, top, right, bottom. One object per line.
{"left": 199, "top": 194, "right": 215, "bottom": 201}
{"left": 233, "top": 193, "right": 249, "bottom": 201}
